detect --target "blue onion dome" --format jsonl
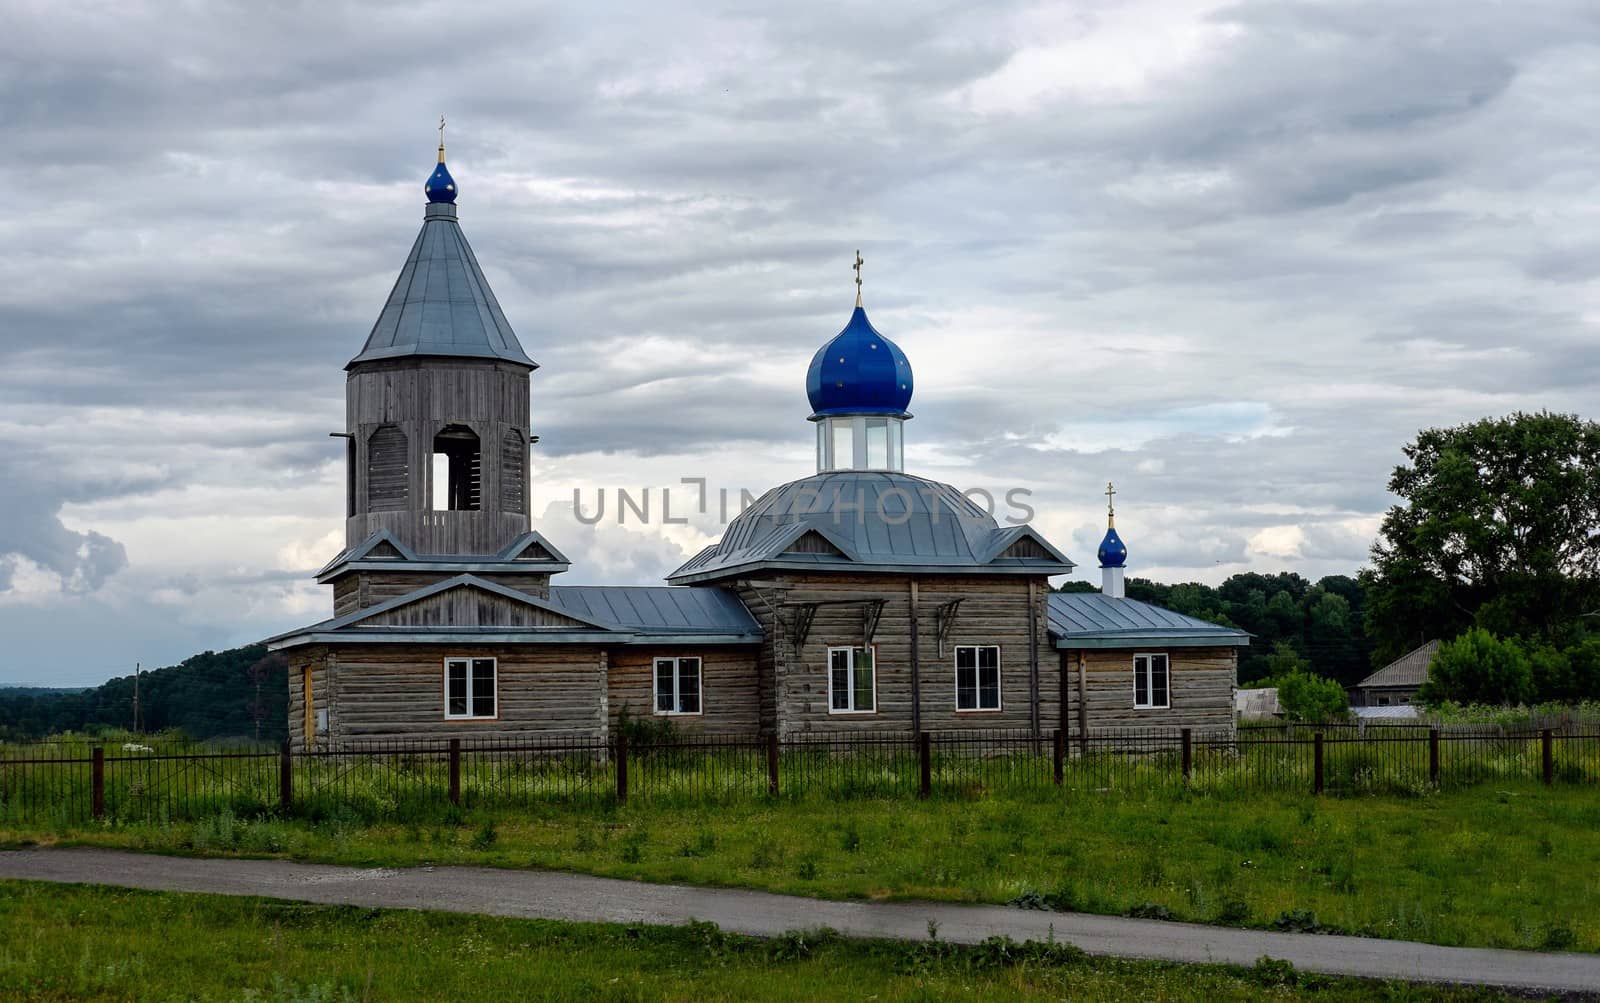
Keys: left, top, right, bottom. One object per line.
{"left": 1097, "top": 524, "right": 1128, "bottom": 568}
{"left": 806, "top": 306, "right": 914, "bottom": 418}
{"left": 425, "top": 154, "right": 457, "bottom": 203}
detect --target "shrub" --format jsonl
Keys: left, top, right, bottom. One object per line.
{"left": 1419, "top": 628, "right": 1535, "bottom": 706}
{"left": 1276, "top": 671, "right": 1349, "bottom": 723}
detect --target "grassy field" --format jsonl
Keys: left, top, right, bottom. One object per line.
{"left": 6, "top": 784, "right": 1598, "bottom": 954}
{"left": 0, "top": 880, "right": 1530, "bottom": 1001}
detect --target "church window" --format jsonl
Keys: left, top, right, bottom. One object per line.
{"left": 653, "top": 656, "right": 702, "bottom": 715}
{"left": 366, "top": 425, "right": 409, "bottom": 512}
{"left": 444, "top": 657, "right": 497, "bottom": 719}
{"left": 827, "top": 645, "right": 876, "bottom": 714}
{"left": 955, "top": 645, "right": 1001, "bottom": 712}
{"left": 864, "top": 418, "right": 890, "bottom": 469}
{"left": 1133, "top": 653, "right": 1169, "bottom": 709}
{"left": 432, "top": 424, "right": 481, "bottom": 511}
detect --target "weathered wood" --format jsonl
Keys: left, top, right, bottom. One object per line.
{"left": 326, "top": 570, "right": 553, "bottom": 614}
{"left": 359, "top": 584, "right": 589, "bottom": 628}
{"left": 606, "top": 649, "right": 762, "bottom": 734}
{"left": 1059, "top": 647, "right": 1236, "bottom": 732}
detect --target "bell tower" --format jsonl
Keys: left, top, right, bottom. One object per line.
{"left": 342, "top": 127, "right": 538, "bottom": 556}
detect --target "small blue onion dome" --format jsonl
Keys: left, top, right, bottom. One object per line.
{"left": 806, "top": 306, "right": 914, "bottom": 418}
{"left": 425, "top": 157, "right": 458, "bottom": 203}
{"left": 1097, "top": 525, "right": 1128, "bottom": 568}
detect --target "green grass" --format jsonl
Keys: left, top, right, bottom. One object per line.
{"left": 7, "top": 784, "right": 1599, "bottom": 954}
{"left": 0, "top": 881, "right": 1527, "bottom": 1001}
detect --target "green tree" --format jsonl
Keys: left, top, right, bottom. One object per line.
{"left": 1418, "top": 628, "right": 1535, "bottom": 707}
{"left": 1276, "top": 671, "right": 1349, "bottom": 723}
{"left": 1364, "top": 412, "right": 1600, "bottom": 664}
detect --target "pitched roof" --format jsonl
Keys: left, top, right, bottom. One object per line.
{"left": 546, "top": 586, "right": 761, "bottom": 636}
{"left": 1355, "top": 639, "right": 1440, "bottom": 689}
{"left": 316, "top": 530, "right": 570, "bottom": 582}
{"left": 666, "top": 471, "right": 1075, "bottom": 584}
{"left": 348, "top": 201, "right": 535, "bottom": 369}
{"left": 1047, "top": 592, "right": 1250, "bottom": 649}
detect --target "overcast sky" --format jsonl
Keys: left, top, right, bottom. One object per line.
{"left": 3, "top": 0, "right": 1598, "bottom": 686}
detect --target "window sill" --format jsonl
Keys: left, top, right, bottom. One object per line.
{"left": 1132, "top": 705, "right": 1171, "bottom": 711}
{"left": 955, "top": 708, "right": 1004, "bottom": 715}
{"left": 827, "top": 710, "right": 878, "bottom": 716}
{"left": 443, "top": 715, "right": 499, "bottom": 722}
{"left": 654, "top": 710, "right": 703, "bottom": 717}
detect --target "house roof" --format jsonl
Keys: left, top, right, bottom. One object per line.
{"left": 1355, "top": 639, "right": 1440, "bottom": 690}
{"left": 316, "top": 530, "right": 571, "bottom": 582}
{"left": 347, "top": 200, "right": 535, "bottom": 369}
{"left": 1046, "top": 592, "right": 1250, "bottom": 649}
{"left": 666, "top": 471, "right": 1075, "bottom": 584}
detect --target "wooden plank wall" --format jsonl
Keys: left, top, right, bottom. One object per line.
{"left": 322, "top": 644, "right": 607, "bottom": 740}
{"left": 359, "top": 586, "right": 593, "bottom": 628}
{"left": 749, "top": 573, "right": 1056, "bottom": 736}
{"left": 286, "top": 645, "right": 331, "bottom": 751}
{"left": 607, "top": 648, "right": 763, "bottom": 733}
{"left": 344, "top": 358, "right": 531, "bottom": 554}
{"left": 1058, "top": 646, "right": 1237, "bottom": 733}
{"left": 322, "top": 570, "right": 553, "bottom": 617}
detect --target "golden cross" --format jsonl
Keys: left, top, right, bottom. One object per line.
{"left": 853, "top": 249, "right": 864, "bottom": 306}
{"left": 437, "top": 115, "right": 447, "bottom": 161}
{"left": 1105, "top": 481, "right": 1116, "bottom": 516}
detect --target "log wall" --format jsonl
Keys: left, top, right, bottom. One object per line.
{"left": 1058, "top": 646, "right": 1237, "bottom": 734}
{"left": 607, "top": 648, "right": 762, "bottom": 733}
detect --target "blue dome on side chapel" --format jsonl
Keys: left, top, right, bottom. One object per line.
{"left": 1097, "top": 525, "right": 1128, "bottom": 568}
{"left": 806, "top": 306, "right": 914, "bottom": 418}
{"left": 425, "top": 158, "right": 457, "bottom": 203}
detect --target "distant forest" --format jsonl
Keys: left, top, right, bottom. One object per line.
{"left": 0, "top": 646, "right": 286, "bottom": 743}
{"left": 1058, "top": 572, "right": 1375, "bottom": 686}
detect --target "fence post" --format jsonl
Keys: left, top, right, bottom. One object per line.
{"left": 918, "top": 731, "right": 932, "bottom": 799}
{"left": 766, "top": 733, "right": 781, "bottom": 796}
{"left": 1052, "top": 729, "right": 1064, "bottom": 786}
{"left": 278, "top": 740, "right": 292, "bottom": 814}
{"left": 1542, "top": 729, "right": 1554, "bottom": 786}
{"left": 1313, "top": 732, "right": 1325, "bottom": 795}
{"left": 91, "top": 746, "right": 105, "bottom": 821}
{"left": 448, "top": 738, "right": 462, "bottom": 806}
{"left": 615, "top": 732, "right": 629, "bottom": 805}
{"left": 1181, "top": 728, "right": 1193, "bottom": 783}
{"left": 1429, "top": 727, "right": 1440, "bottom": 788}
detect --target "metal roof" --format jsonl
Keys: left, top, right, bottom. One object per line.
{"left": 348, "top": 201, "right": 535, "bottom": 369}
{"left": 666, "top": 471, "right": 1075, "bottom": 584}
{"left": 1355, "top": 639, "right": 1439, "bottom": 690}
{"left": 547, "top": 586, "right": 761, "bottom": 636}
{"left": 316, "top": 530, "right": 570, "bottom": 582}
{"left": 1047, "top": 592, "right": 1250, "bottom": 649}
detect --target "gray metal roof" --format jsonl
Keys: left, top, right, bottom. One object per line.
{"left": 547, "top": 586, "right": 761, "bottom": 636}
{"left": 1355, "top": 639, "right": 1439, "bottom": 690}
{"left": 1047, "top": 592, "right": 1250, "bottom": 649}
{"left": 348, "top": 202, "right": 535, "bottom": 369}
{"left": 666, "top": 471, "right": 1075, "bottom": 584}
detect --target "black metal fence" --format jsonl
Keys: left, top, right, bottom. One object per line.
{"left": 2, "top": 724, "right": 1597, "bottom": 825}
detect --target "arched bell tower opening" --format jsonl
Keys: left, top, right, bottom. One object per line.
{"left": 432, "top": 424, "right": 482, "bottom": 512}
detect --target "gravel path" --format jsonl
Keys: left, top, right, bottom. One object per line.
{"left": 3, "top": 847, "right": 1596, "bottom": 994}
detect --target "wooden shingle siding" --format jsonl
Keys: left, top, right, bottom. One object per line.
{"left": 608, "top": 649, "right": 762, "bottom": 733}
{"left": 310, "top": 644, "right": 607, "bottom": 741}
{"left": 359, "top": 585, "right": 592, "bottom": 628}
{"left": 1060, "top": 647, "right": 1236, "bottom": 734}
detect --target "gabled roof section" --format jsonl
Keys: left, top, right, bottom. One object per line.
{"left": 285, "top": 575, "right": 617, "bottom": 636}
{"left": 1047, "top": 592, "right": 1250, "bottom": 649}
{"left": 348, "top": 202, "right": 535, "bottom": 369}
{"left": 317, "top": 530, "right": 571, "bottom": 582}
{"left": 666, "top": 471, "right": 1075, "bottom": 584}
{"left": 1356, "top": 639, "right": 1440, "bottom": 690}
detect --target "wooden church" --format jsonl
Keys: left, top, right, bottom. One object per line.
{"left": 267, "top": 139, "right": 1247, "bottom": 747}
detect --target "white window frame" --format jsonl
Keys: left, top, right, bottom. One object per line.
{"left": 653, "top": 656, "right": 703, "bottom": 716}
{"left": 827, "top": 644, "right": 878, "bottom": 714}
{"left": 444, "top": 656, "right": 498, "bottom": 720}
{"left": 954, "top": 644, "right": 1002, "bottom": 712}
{"left": 1133, "top": 652, "right": 1170, "bottom": 710}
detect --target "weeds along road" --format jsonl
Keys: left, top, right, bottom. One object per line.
{"left": 3, "top": 847, "right": 1598, "bottom": 995}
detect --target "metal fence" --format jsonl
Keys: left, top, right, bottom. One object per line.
{"left": 2, "top": 724, "right": 1597, "bottom": 825}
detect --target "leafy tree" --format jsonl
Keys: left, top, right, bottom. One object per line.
{"left": 1276, "top": 670, "right": 1350, "bottom": 723}
{"left": 1418, "top": 628, "right": 1535, "bottom": 707}
{"left": 1365, "top": 412, "right": 1600, "bottom": 664}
